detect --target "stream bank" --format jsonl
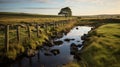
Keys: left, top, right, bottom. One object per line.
{"left": 3, "top": 26, "right": 92, "bottom": 67}
{"left": 0, "top": 20, "right": 76, "bottom": 66}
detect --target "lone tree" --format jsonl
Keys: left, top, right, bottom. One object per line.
{"left": 58, "top": 7, "right": 72, "bottom": 17}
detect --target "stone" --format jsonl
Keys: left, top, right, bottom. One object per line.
{"left": 77, "top": 44, "right": 82, "bottom": 47}
{"left": 76, "top": 27, "right": 78, "bottom": 30}
{"left": 50, "top": 49, "right": 60, "bottom": 55}
{"left": 25, "top": 49, "right": 38, "bottom": 57}
{"left": 70, "top": 43, "right": 78, "bottom": 52}
{"left": 77, "top": 41, "right": 80, "bottom": 42}
{"left": 64, "top": 38, "right": 71, "bottom": 42}
{"left": 44, "top": 52, "right": 52, "bottom": 56}
{"left": 53, "top": 40, "right": 63, "bottom": 45}
{"left": 70, "top": 39, "right": 75, "bottom": 40}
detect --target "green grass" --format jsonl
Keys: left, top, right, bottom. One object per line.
{"left": 81, "top": 23, "right": 120, "bottom": 67}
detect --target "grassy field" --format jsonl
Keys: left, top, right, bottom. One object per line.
{"left": 0, "top": 12, "right": 120, "bottom": 67}
{"left": 81, "top": 23, "right": 120, "bottom": 67}
{"left": 0, "top": 12, "right": 75, "bottom": 24}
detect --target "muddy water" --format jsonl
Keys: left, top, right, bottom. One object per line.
{"left": 12, "top": 26, "right": 92, "bottom": 67}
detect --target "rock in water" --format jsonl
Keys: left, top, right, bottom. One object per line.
{"left": 64, "top": 38, "right": 71, "bottom": 42}
{"left": 70, "top": 43, "right": 78, "bottom": 49}
{"left": 53, "top": 40, "right": 63, "bottom": 45}
{"left": 76, "top": 27, "right": 78, "bottom": 30}
{"left": 25, "top": 49, "right": 38, "bottom": 57}
{"left": 77, "top": 44, "right": 82, "bottom": 47}
{"left": 70, "top": 43, "right": 78, "bottom": 55}
{"left": 50, "top": 49, "right": 60, "bottom": 55}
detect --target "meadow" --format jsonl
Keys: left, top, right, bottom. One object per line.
{"left": 0, "top": 12, "right": 120, "bottom": 67}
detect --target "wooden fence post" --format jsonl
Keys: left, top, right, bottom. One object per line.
{"left": 16, "top": 25, "right": 20, "bottom": 43}
{"left": 5, "top": 25, "right": 9, "bottom": 52}
{"left": 36, "top": 24, "right": 40, "bottom": 37}
{"left": 45, "top": 24, "right": 48, "bottom": 30}
{"left": 53, "top": 22, "right": 55, "bottom": 30}
{"left": 27, "top": 25, "right": 31, "bottom": 39}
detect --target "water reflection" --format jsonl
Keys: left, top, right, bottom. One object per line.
{"left": 12, "top": 26, "right": 92, "bottom": 67}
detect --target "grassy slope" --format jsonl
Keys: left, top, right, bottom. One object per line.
{"left": 81, "top": 23, "right": 120, "bottom": 67}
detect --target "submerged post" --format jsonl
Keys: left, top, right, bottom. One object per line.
{"left": 5, "top": 25, "right": 9, "bottom": 52}
{"left": 37, "top": 52, "right": 40, "bottom": 62}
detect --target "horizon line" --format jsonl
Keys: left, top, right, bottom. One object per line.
{"left": 0, "top": 11, "right": 120, "bottom": 16}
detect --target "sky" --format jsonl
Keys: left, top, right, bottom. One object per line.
{"left": 0, "top": 0, "right": 120, "bottom": 16}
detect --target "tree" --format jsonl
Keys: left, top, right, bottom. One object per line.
{"left": 58, "top": 7, "right": 72, "bottom": 17}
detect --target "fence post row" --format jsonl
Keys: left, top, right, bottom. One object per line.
{"left": 2, "top": 19, "right": 70, "bottom": 52}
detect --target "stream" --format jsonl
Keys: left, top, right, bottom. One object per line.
{"left": 11, "top": 26, "right": 92, "bottom": 67}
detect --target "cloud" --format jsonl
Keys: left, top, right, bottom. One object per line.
{"left": 65, "top": 0, "right": 99, "bottom": 3}
{"left": 65, "top": 0, "right": 120, "bottom": 7}
{"left": 30, "top": 0, "right": 50, "bottom": 3}
{"left": 0, "top": 7, "right": 13, "bottom": 10}
{"left": 0, "top": 0, "right": 20, "bottom": 3}
{"left": 0, "top": 0, "right": 30, "bottom": 3}
{"left": 30, "top": 0, "right": 61, "bottom": 4}
{"left": 65, "top": 0, "right": 120, "bottom": 4}
{"left": 0, "top": 0, "right": 60, "bottom": 4}
{"left": 24, "top": 7, "right": 59, "bottom": 9}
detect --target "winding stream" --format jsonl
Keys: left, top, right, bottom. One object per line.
{"left": 12, "top": 26, "right": 92, "bottom": 67}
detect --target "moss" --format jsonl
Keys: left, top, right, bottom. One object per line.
{"left": 6, "top": 48, "right": 17, "bottom": 60}
{"left": 4, "top": 43, "right": 25, "bottom": 60}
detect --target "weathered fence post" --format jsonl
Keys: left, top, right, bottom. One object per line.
{"left": 27, "top": 24, "right": 31, "bottom": 39}
{"left": 62, "top": 21, "right": 64, "bottom": 26}
{"left": 53, "top": 22, "right": 56, "bottom": 30}
{"left": 56, "top": 23, "right": 58, "bottom": 27}
{"left": 45, "top": 24, "right": 48, "bottom": 30}
{"left": 16, "top": 25, "right": 20, "bottom": 43}
{"left": 36, "top": 24, "right": 40, "bottom": 37}
{"left": 5, "top": 25, "right": 9, "bottom": 52}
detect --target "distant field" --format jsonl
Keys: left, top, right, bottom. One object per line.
{"left": 0, "top": 12, "right": 75, "bottom": 24}
{"left": 1, "top": 12, "right": 120, "bottom": 25}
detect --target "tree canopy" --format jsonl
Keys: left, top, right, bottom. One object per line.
{"left": 58, "top": 7, "right": 72, "bottom": 17}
